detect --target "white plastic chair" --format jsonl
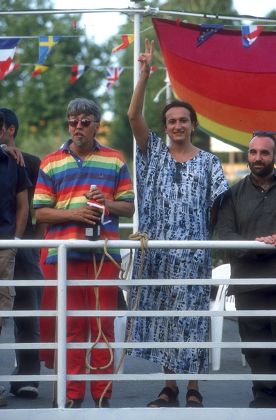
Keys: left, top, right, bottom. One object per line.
{"left": 210, "top": 264, "right": 246, "bottom": 370}
{"left": 113, "top": 249, "right": 133, "bottom": 374}
{"left": 210, "top": 264, "right": 230, "bottom": 371}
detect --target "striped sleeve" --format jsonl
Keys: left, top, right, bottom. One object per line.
{"left": 33, "top": 158, "right": 56, "bottom": 208}
{"left": 114, "top": 154, "right": 134, "bottom": 202}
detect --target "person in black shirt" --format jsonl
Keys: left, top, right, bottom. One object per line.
{"left": 0, "top": 111, "right": 30, "bottom": 406}
{"left": 0, "top": 108, "right": 45, "bottom": 399}
{"left": 216, "top": 132, "right": 276, "bottom": 408}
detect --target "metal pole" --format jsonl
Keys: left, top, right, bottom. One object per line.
{"left": 165, "top": 69, "right": 172, "bottom": 146}
{"left": 0, "top": 8, "right": 275, "bottom": 24}
{"left": 165, "top": 70, "right": 172, "bottom": 104}
{"left": 131, "top": 0, "right": 141, "bottom": 232}
{"left": 57, "top": 244, "right": 67, "bottom": 408}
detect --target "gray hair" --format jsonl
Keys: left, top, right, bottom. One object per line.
{"left": 66, "top": 98, "right": 101, "bottom": 122}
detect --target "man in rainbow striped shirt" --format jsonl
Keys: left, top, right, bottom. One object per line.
{"left": 33, "top": 98, "right": 134, "bottom": 408}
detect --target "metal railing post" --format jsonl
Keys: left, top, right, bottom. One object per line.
{"left": 57, "top": 244, "right": 67, "bottom": 408}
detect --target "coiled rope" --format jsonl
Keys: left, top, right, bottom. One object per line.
{"left": 94, "top": 232, "right": 148, "bottom": 407}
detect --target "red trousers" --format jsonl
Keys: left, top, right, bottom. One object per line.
{"left": 40, "top": 257, "right": 119, "bottom": 401}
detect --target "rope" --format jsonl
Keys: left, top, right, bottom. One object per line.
{"left": 128, "top": 232, "right": 148, "bottom": 278}
{"left": 85, "top": 238, "right": 136, "bottom": 407}
{"left": 97, "top": 232, "right": 148, "bottom": 408}
{"left": 85, "top": 241, "right": 114, "bottom": 372}
{"left": 51, "top": 234, "right": 147, "bottom": 407}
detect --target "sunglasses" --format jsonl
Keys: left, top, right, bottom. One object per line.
{"left": 68, "top": 119, "right": 97, "bottom": 128}
{"left": 253, "top": 130, "right": 276, "bottom": 137}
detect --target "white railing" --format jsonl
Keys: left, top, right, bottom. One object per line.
{"left": 0, "top": 238, "right": 276, "bottom": 419}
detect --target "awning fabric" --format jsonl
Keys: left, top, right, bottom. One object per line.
{"left": 153, "top": 18, "right": 276, "bottom": 149}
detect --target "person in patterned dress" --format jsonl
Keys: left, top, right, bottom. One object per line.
{"left": 127, "top": 39, "right": 228, "bottom": 408}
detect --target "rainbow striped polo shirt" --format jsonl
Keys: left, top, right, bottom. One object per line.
{"left": 33, "top": 139, "right": 134, "bottom": 264}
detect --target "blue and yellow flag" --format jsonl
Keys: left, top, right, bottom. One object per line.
{"left": 38, "top": 36, "right": 60, "bottom": 64}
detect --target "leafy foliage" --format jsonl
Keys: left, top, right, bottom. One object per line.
{"left": 0, "top": 0, "right": 110, "bottom": 157}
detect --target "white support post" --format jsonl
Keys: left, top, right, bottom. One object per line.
{"left": 131, "top": 1, "right": 141, "bottom": 233}
{"left": 165, "top": 69, "right": 172, "bottom": 146}
{"left": 57, "top": 244, "right": 67, "bottom": 408}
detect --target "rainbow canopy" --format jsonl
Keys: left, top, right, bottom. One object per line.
{"left": 153, "top": 18, "right": 276, "bottom": 149}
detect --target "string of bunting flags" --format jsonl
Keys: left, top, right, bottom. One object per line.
{"left": 0, "top": 33, "right": 160, "bottom": 87}
{"left": 1, "top": 33, "right": 131, "bottom": 82}
{"left": 0, "top": 20, "right": 269, "bottom": 85}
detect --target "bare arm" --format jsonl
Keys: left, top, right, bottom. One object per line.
{"left": 34, "top": 222, "right": 48, "bottom": 239}
{"left": 15, "top": 190, "right": 29, "bottom": 238}
{"left": 127, "top": 39, "right": 154, "bottom": 155}
{"left": 84, "top": 188, "right": 134, "bottom": 218}
{"left": 35, "top": 205, "right": 102, "bottom": 226}
{"left": 3, "top": 145, "right": 25, "bottom": 166}
{"left": 105, "top": 199, "right": 134, "bottom": 218}
{"left": 256, "top": 234, "right": 276, "bottom": 247}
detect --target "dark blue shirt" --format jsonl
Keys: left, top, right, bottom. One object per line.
{"left": 0, "top": 148, "right": 31, "bottom": 239}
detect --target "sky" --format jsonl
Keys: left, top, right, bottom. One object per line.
{"left": 54, "top": 0, "right": 132, "bottom": 43}
{"left": 53, "top": 0, "right": 276, "bottom": 43}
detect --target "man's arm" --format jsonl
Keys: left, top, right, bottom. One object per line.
{"left": 84, "top": 187, "right": 134, "bottom": 218}
{"left": 215, "top": 190, "right": 242, "bottom": 241}
{"left": 36, "top": 201, "right": 134, "bottom": 224}
{"left": 127, "top": 39, "right": 154, "bottom": 155}
{"left": 15, "top": 190, "right": 29, "bottom": 238}
{"left": 35, "top": 205, "right": 102, "bottom": 226}
{"left": 215, "top": 189, "right": 249, "bottom": 259}
{"left": 34, "top": 222, "right": 48, "bottom": 239}
{"left": 256, "top": 234, "right": 276, "bottom": 247}
{"left": 105, "top": 199, "right": 134, "bottom": 218}
{"left": 216, "top": 190, "right": 273, "bottom": 257}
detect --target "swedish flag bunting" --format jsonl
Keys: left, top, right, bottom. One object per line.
{"left": 38, "top": 35, "right": 61, "bottom": 64}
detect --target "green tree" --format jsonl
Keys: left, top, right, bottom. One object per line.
{"left": 0, "top": 0, "right": 110, "bottom": 157}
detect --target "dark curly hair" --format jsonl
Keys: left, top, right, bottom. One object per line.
{"left": 161, "top": 100, "right": 198, "bottom": 129}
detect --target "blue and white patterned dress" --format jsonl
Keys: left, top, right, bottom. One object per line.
{"left": 128, "top": 132, "right": 228, "bottom": 374}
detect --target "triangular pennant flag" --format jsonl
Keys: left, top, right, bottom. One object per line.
{"left": 112, "top": 35, "right": 134, "bottom": 53}
{"left": 38, "top": 36, "right": 61, "bottom": 64}
{"left": 150, "top": 66, "right": 158, "bottom": 74}
{"left": 0, "top": 38, "right": 20, "bottom": 80}
{"left": 69, "top": 64, "right": 88, "bottom": 84}
{"left": 31, "top": 64, "right": 49, "bottom": 78}
{"left": 197, "top": 24, "right": 224, "bottom": 47}
{"left": 106, "top": 66, "right": 124, "bottom": 89}
{"left": 0, "top": 61, "right": 20, "bottom": 80}
{"left": 241, "top": 25, "right": 264, "bottom": 48}
{"left": 3, "top": 62, "right": 20, "bottom": 78}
